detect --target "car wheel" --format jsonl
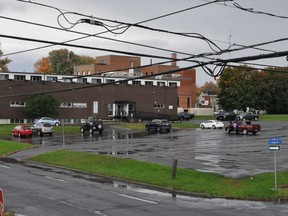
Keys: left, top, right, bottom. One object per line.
{"left": 55, "top": 122, "right": 59, "bottom": 126}
{"left": 49, "top": 133, "right": 53, "bottom": 136}
{"left": 146, "top": 126, "right": 150, "bottom": 131}
{"left": 243, "top": 129, "right": 248, "bottom": 135}
{"left": 89, "top": 128, "right": 93, "bottom": 134}
{"left": 80, "top": 128, "right": 85, "bottom": 133}
{"left": 37, "top": 130, "right": 42, "bottom": 136}
{"left": 212, "top": 125, "right": 216, "bottom": 129}
{"left": 156, "top": 127, "right": 161, "bottom": 132}
{"left": 254, "top": 117, "right": 258, "bottom": 121}
{"left": 200, "top": 125, "right": 204, "bottom": 129}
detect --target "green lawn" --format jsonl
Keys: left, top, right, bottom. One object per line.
{"left": 0, "top": 140, "right": 32, "bottom": 156}
{"left": 29, "top": 150, "right": 288, "bottom": 200}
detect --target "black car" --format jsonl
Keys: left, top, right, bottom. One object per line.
{"left": 236, "top": 112, "right": 259, "bottom": 121}
{"left": 80, "top": 116, "right": 104, "bottom": 134}
{"left": 145, "top": 119, "right": 171, "bottom": 133}
{"left": 216, "top": 112, "right": 237, "bottom": 121}
{"left": 177, "top": 112, "right": 195, "bottom": 121}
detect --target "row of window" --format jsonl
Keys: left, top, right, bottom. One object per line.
{"left": 1, "top": 73, "right": 179, "bottom": 87}
{"left": 10, "top": 101, "right": 88, "bottom": 109}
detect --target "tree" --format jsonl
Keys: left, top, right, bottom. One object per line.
{"left": 25, "top": 94, "right": 60, "bottom": 118}
{"left": 218, "top": 65, "right": 288, "bottom": 114}
{"left": 199, "top": 81, "right": 218, "bottom": 95}
{"left": 265, "top": 71, "right": 288, "bottom": 114}
{"left": 34, "top": 49, "right": 95, "bottom": 74}
{"left": 0, "top": 45, "right": 12, "bottom": 72}
{"left": 218, "top": 66, "right": 267, "bottom": 111}
{"left": 34, "top": 57, "right": 51, "bottom": 73}
{"left": 49, "top": 49, "right": 75, "bottom": 75}
{"left": 74, "top": 55, "right": 95, "bottom": 66}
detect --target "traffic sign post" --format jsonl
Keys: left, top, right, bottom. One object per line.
{"left": 0, "top": 188, "right": 4, "bottom": 216}
{"left": 268, "top": 137, "right": 282, "bottom": 191}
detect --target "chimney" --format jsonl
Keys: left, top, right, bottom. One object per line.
{"left": 171, "top": 53, "right": 177, "bottom": 67}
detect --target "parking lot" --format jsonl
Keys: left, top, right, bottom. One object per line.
{"left": 11, "top": 120, "right": 288, "bottom": 178}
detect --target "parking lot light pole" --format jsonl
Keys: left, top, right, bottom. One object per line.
{"left": 62, "top": 119, "right": 65, "bottom": 149}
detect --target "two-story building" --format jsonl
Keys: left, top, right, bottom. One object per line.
{"left": 0, "top": 72, "right": 179, "bottom": 124}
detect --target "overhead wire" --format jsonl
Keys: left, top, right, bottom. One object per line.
{"left": 5, "top": 0, "right": 288, "bottom": 80}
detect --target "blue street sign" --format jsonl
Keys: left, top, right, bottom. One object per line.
{"left": 268, "top": 137, "right": 282, "bottom": 145}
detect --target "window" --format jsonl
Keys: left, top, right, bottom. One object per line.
{"left": 10, "top": 101, "right": 26, "bottom": 107}
{"left": 187, "top": 97, "right": 190, "bottom": 108}
{"left": 145, "top": 81, "right": 153, "bottom": 86}
{"left": 47, "top": 76, "right": 57, "bottom": 81}
{"left": 108, "top": 104, "right": 113, "bottom": 116}
{"left": 14, "top": 75, "right": 25, "bottom": 81}
{"left": 153, "top": 103, "right": 165, "bottom": 109}
{"left": 0, "top": 74, "right": 9, "bottom": 80}
{"left": 169, "top": 82, "right": 177, "bottom": 87}
{"left": 100, "top": 60, "right": 107, "bottom": 65}
{"left": 106, "top": 79, "right": 115, "bottom": 83}
{"left": 157, "top": 82, "right": 165, "bottom": 87}
{"left": 60, "top": 102, "right": 73, "bottom": 108}
{"left": 31, "top": 76, "right": 42, "bottom": 81}
{"left": 132, "top": 81, "right": 141, "bottom": 86}
{"left": 119, "top": 80, "right": 128, "bottom": 85}
{"left": 91, "top": 79, "right": 102, "bottom": 84}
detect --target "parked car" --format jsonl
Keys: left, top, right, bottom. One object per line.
{"left": 177, "top": 112, "right": 195, "bottom": 121}
{"left": 213, "top": 110, "right": 224, "bottom": 116}
{"left": 145, "top": 119, "right": 171, "bottom": 132}
{"left": 200, "top": 120, "right": 224, "bottom": 129}
{"left": 12, "top": 125, "right": 33, "bottom": 137}
{"left": 80, "top": 116, "right": 104, "bottom": 134}
{"left": 35, "top": 117, "right": 60, "bottom": 126}
{"left": 225, "top": 120, "right": 261, "bottom": 135}
{"left": 236, "top": 112, "right": 259, "bottom": 121}
{"left": 32, "top": 122, "right": 53, "bottom": 136}
{"left": 216, "top": 112, "right": 237, "bottom": 121}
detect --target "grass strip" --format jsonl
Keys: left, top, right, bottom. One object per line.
{"left": 29, "top": 150, "right": 288, "bottom": 200}
{"left": 0, "top": 140, "right": 32, "bottom": 156}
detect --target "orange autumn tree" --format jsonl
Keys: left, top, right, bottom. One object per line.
{"left": 34, "top": 57, "right": 51, "bottom": 74}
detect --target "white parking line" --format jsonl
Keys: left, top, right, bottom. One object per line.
{"left": 117, "top": 193, "right": 157, "bottom": 204}
{"left": 45, "top": 176, "right": 68, "bottom": 183}
{"left": 0, "top": 165, "right": 10, "bottom": 169}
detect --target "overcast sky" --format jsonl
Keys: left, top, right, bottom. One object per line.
{"left": 1, "top": 0, "right": 288, "bottom": 86}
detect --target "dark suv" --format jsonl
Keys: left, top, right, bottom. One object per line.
{"left": 216, "top": 112, "right": 237, "bottom": 121}
{"left": 80, "top": 116, "right": 104, "bottom": 134}
{"left": 145, "top": 119, "right": 171, "bottom": 133}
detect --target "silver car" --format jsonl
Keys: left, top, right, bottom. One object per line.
{"left": 32, "top": 122, "right": 54, "bottom": 136}
{"left": 35, "top": 117, "right": 60, "bottom": 126}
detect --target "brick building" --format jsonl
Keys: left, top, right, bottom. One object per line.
{"left": 74, "top": 53, "right": 196, "bottom": 113}
{"left": 0, "top": 72, "right": 179, "bottom": 124}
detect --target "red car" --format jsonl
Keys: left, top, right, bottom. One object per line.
{"left": 12, "top": 125, "right": 33, "bottom": 137}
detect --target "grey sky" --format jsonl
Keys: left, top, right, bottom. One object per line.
{"left": 0, "top": 0, "right": 288, "bottom": 86}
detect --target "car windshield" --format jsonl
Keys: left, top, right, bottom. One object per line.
{"left": 22, "top": 126, "right": 30, "bottom": 130}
